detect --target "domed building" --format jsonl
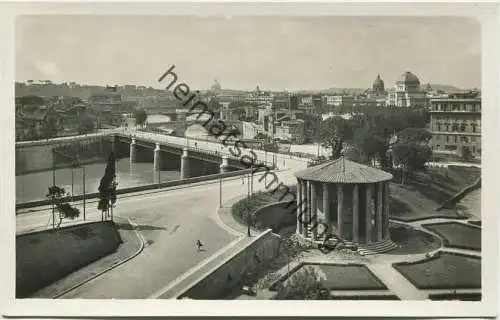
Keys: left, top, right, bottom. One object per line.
{"left": 372, "top": 74, "right": 385, "bottom": 96}
{"left": 387, "top": 71, "right": 429, "bottom": 108}
{"left": 210, "top": 79, "right": 222, "bottom": 95}
{"left": 294, "top": 157, "right": 398, "bottom": 254}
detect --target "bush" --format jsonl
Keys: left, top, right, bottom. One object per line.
{"left": 274, "top": 266, "right": 329, "bottom": 300}
{"left": 231, "top": 191, "right": 283, "bottom": 230}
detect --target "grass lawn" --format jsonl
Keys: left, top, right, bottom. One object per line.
{"left": 293, "top": 263, "right": 387, "bottom": 290}
{"left": 16, "top": 221, "right": 122, "bottom": 298}
{"left": 423, "top": 222, "right": 481, "bottom": 251}
{"left": 393, "top": 252, "right": 481, "bottom": 289}
{"left": 231, "top": 188, "right": 297, "bottom": 230}
{"left": 387, "top": 224, "right": 442, "bottom": 255}
{"left": 388, "top": 166, "right": 480, "bottom": 221}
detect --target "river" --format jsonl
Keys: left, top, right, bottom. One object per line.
{"left": 16, "top": 158, "right": 180, "bottom": 203}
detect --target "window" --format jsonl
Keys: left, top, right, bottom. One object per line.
{"left": 471, "top": 137, "right": 476, "bottom": 143}
{"left": 446, "top": 136, "right": 450, "bottom": 142}
{"left": 454, "top": 136, "right": 458, "bottom": 143}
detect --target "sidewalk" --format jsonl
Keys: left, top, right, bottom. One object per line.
{"left": 367, "top": 263, "right": 428, "bottom": 300}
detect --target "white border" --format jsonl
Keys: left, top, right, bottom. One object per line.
{"left": 1, "top": 1, "right": 498, "bottom": 318}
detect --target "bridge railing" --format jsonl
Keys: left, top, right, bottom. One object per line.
{"left": 120, "top": 131, "right": 279, "bottom": 169}
{"left": 132, "top": 128, "right": 311, "bottom": 164}
{"left": 16, "top": 129, "right": 121, "bottom": 147}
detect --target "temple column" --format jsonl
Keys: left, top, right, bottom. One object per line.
{"left": 220, "top": 156, "right": 229, "bottom": 174}
{"left": 337, "top": 184, "right": 344, "bottom": 239}
{"left": 153, "top": 143, "right": 161, "bottom": 171}
{"left": 322, "top": 183, "right": 330, "bottom": 235}
{"left": 365, "top": 184, "right": 373, "bottom": 243}
{"left": 304, "top": 181, "right": 311, "bottom": 237}
{"left": 384, "top": 182, "right": 390, "bottom": 239}
{"left": 377, "top": 182, "right": 384, "bottom": 241}
{"left": 301, "top": 180, "right": 308, "bottom": 237}
{"left": 130, "top": 138, "right": 137, "bottom": 163}
{"left": 352, "top": 184, "right": 359, "bottom": 243}
{"left": 310, "top": 182, "right": 318, "bottom": 239}
{"left": 180, "top": 147, "right": 190, "bottom": 179}
{"left": 296, "top": 179, "right": 303, "bottom": 235}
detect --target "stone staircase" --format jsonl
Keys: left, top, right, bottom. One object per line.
{"left": 357, "top": 239, "right": 398, "bottom": 255}
{"left": 299, "top": 231, "right": 398, "bottom": 256}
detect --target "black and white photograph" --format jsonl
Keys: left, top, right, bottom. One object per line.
{"left": 0, "top": 1, "right": 498, "bottom": 318}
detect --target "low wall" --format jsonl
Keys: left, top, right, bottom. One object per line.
{"left": 254, "top": 201, "right": 296, "bottom": 231}
{"left": 16, "top": 221, "right": 122, "bottom": 298}
{"left": 178, "top": 229, "right": 281, "bottom": 299}
{"left": 16, "top": 167, "right": 265, "bottom": 211}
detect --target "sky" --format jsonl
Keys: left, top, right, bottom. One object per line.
{"left": 15, "top": 15, "right": 481, "bottom": 91}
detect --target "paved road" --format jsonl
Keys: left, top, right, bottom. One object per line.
{"left": 16, "top": 130, "right": 308, "bottom": 299}
{"left": 17, "top": 166, "right": 304, "bottom": 299}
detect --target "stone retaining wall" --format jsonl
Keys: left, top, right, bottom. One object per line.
{"left": 16, "top": 168, "right": 262, "bottom": 210}
{"left": 178, "top": 229, "right": 281, "bottom": 299}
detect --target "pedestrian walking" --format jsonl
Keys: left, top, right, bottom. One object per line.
{"left": 196, "top": 239, "right": 204, "bottom": 252}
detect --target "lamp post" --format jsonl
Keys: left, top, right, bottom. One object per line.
{"left": 51, "top": 154, "right": 56, "bottom": 230}
{"left": 219, "top": 175, "right": 222, "bottom": 208}
{"left": 82, "top": 161, "right": 86, "bottom": 221}
{"left": 250, "top": 166, "right": 254, "bottom": 195}
{"left": 247, "top": 212, "right": 251, "bottom": 237}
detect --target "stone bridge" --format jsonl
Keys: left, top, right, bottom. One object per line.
{"left": 15, "top": 129, "right": 248, "bottom": 179}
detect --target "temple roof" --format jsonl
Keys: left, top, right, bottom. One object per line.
{"left": 295, "top": 157, "right": 393, "bottom": 184}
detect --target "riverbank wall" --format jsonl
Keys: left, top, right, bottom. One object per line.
{"left": 16, "top": 167, "right": 266, "bottom": 211}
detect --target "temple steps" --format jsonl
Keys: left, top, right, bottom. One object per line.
{"left": 357, "top": 239, "right": 398, "bottom": 255}
{"left": 300, "top": 232, "right": 398, "bottom": 255}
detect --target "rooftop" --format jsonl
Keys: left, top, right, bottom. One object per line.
{"left": 295, "top": 157, "right": 393, "bottom": 184}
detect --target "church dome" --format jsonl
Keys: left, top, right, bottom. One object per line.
{"left": 372, "top": 74, "right": 385, "bottom": 92}
{"left": 397, "top": 71, "right": 420, "bottom": 85}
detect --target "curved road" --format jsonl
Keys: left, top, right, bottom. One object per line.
{"left": 17, "top": 139, "right": 306, "bottom": 299}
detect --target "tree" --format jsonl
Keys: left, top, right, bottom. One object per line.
{"left": 97, "top": 152, "right": 118, "bottom": 220}
{"left": 134, "top": 109, "right": 148, "bottom": 127}
{"left": 18, "top": 95, "right": 45, "bottom": 107}
{"left": 41, "top": 111, "right": 60, "bottom": 139}
{"left": 392, "top": 143, "right": 432, "bottom": 184}
{"left": 78, "top": 114, "right": 96, "bottom": 134}
{"left": 320, "top": 117, "right": 353, "bottom": 159}
{"left": 461, "top": 146, "right": 473, "bottom": 160}
{"left": 275, "top": 266, "right": 329, "bottom": 300}
{"left": 46, "top": 186, "right": 80, "bottom": 229}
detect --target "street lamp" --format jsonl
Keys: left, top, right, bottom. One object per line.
{"left": 51, "top": 153, "right": 56, "bottom": 230}
{"left": 219, "top": 174, "right": 223, "bottom": 208}
{"left": 246, "top": 211, "right": 251, "bottom": 237}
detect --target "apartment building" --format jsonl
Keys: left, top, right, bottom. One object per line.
{"left": 429, "top": 92, "right": 481, "bottom": 158}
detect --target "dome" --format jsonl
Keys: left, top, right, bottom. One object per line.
{"left": 397, "top": 71, "right": 420, "bottom": 85}
{"left": 373, "top": 74, "right": 385, "bottom": 88}
{"left": 372, "top": 74, "right": 385, "bottom": 93}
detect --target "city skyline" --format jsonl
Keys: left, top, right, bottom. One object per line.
{"left": 16, "top": 16, "right": 481, "bottom": 91}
